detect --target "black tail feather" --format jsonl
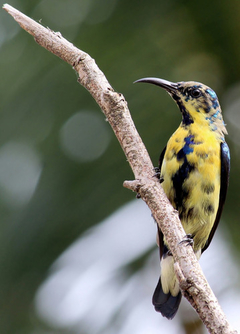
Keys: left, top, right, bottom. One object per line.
{"left": 152, "top": 277, "right": 182, "bottom": 320}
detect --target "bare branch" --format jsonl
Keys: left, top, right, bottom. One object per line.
{"left": 3, "top": 4, "right": 237, "bottom": 334}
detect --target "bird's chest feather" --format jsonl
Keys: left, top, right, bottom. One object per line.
{"left": 161, "top": 126, "right": 221, "bottom": 248}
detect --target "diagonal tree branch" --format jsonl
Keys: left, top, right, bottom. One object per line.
{"left": 3, "top": 4, "right": 237, "bottom": 334}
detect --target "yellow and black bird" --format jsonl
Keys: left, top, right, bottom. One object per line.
{"left": 135, "top": 77, "right": 230, "bottom": 319}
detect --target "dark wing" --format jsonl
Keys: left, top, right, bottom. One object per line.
{"left": 202, "top": 141, "right": 230, "bottom": 253}
{"left": 158, "top": 146, "right": 166, "bottom": 258}
{"left": 159, "top": 146, "right": 166, "bottom": 171}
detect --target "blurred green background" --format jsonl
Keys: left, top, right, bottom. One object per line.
{"left": 1, "top": 0, "right": 240, "bottom": 333}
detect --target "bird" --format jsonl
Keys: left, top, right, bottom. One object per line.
{"left": 135, "top": 77, "right": 230, "bottom": 319}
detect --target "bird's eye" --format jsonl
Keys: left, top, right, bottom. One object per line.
{"left": 190, "top": 89, "right": 202, "bottom": 98}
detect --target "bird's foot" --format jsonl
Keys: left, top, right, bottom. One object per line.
{"left": 153, "top": 167, "right": 164, "bottom": 183}
{"left": 179, "top": 234, "right": 194, "bottom": 247}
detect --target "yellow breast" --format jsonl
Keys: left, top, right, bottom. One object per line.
{"left": 161, "top": 124, "right": 221, "bottom": 251}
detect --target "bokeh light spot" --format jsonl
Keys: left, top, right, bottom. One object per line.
{"left": 0, "top": 141, "right": 42, "bottom": 208}
{"left": 60, "top": 110, "right": 111, "bottom": 163}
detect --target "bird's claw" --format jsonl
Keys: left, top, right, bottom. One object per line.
{"left": 179, "top": 234, "right": 194, "bottom": 247}
{"left": 153, "top": 167, "right": 164, "bottom": 183}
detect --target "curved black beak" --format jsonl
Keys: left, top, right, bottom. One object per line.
{"left": 134, "top": 77, "right": 178, "bottom": 94}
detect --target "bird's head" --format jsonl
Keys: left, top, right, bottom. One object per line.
{"left": 135, "top": 77, "right": 227, "bottom": 136}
